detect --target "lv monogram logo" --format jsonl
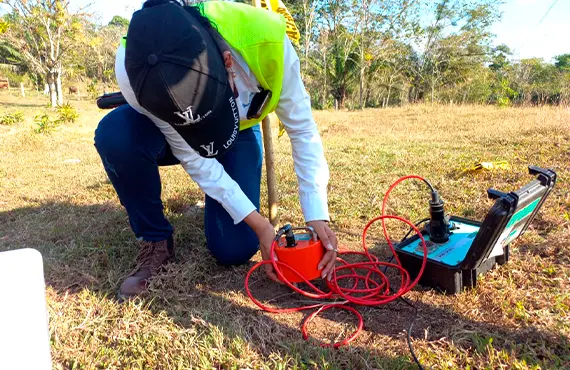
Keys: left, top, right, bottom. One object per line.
{"left": 200, "top": 142, "right": 218, "bottom": 157}
{"left": 174, "top": 106, "right": 201, "bottom": 126}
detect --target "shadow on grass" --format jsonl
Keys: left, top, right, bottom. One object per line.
{"left": 0, "top": 100, "right": 49, "bottom": 108}
{"left": 0, "top": 200, "right": 568, "bottom": 369}
{"left": 0, "top": 197, "right": 206, "bottom": 293}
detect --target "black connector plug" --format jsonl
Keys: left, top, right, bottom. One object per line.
{"left": 275, "top": 224, "right": 297, "bottom": 247}
{"left": 284, "top": 225, "right": 297, "bottom": 248}
{"left": 426, "top": 190, "right": 450, "bottom": 244}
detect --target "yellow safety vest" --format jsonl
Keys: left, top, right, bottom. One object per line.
{"left": 202, "top": 1, "right": 286, "bottom": 130}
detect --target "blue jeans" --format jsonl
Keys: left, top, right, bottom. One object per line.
{"left": 94, "top": 104, "right": 262, "bottom": 266}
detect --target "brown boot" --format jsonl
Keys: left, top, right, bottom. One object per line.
{"left": 118, "top": 236, "right": 174, "bottom": 300}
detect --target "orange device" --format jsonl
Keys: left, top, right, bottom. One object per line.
{"left": 273, "top": 225, "right": 326, "bottom": 283}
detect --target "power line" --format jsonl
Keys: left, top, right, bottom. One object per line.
{"left": 518, "top": 0, "right": 560, "bottom": 54}
{"left": 536, "top": 0, "right": 560, "bottom": 28}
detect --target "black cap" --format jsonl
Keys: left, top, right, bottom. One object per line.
{"left": 124, "top": 2, "right": 239, "bottom": 158}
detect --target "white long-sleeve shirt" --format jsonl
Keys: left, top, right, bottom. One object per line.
{"left": 115, "top": 35, "right": 330, "bottom": 225}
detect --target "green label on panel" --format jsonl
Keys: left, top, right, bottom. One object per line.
{"left": 502, "top": 197, "right": 542, "bottom": 246}
{"left": 506, "top": 198, "right": 541, "bottom": 228}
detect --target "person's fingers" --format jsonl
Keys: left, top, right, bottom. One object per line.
{"left": 318, "top": 227, "right": 334, "bottom": 253}
{"left": 318, "top": 249, "right": 333, "bottom": 271}
{"left": 326, "top": 226, "right": 339, "bottom": 250}
{"left": 319, "top": 250, "right": 337, "bottom": 280}
{"left": 308, "top": 222, "right": 338, "bottom": 280}
{"left": 323, "top": 253, "right": 337, "bottom": 281}
{"left": 264, "top": 264, "right": 281, "bottom": 283}
{"left": 261, "top": 247, "right": 282, "bottom": 284}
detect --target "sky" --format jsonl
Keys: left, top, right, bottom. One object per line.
{"left": 5, "top": 0, "right": 569, "bottom": 63}
{"left": 490, "top": 0, "right": 569, "bottom": 63}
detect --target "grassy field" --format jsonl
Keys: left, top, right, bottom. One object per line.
{"left": 1, "top": 92, "right": 569, "bottom": 370}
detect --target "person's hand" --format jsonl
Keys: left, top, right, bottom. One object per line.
{"left": 244, "top": 211, "right": 281, "bottom": 283}
{"left": 256, "top": 220, "right": 282, "bottom": 283}
{"left": 307, "top": 220, "right": 338, "bottom": 281}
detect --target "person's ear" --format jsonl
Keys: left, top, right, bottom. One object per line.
{"left": 223, "top": 51, "right": 234, "bottom": 71}
{"left": 224, "top": 51, "right": 238, "bottom": 98}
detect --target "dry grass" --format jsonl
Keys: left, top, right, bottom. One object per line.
{"left": 1, "top": 91, "right": 569, "bottom": 369}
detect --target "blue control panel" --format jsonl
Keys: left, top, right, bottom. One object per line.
{"left": 399, "top": 220, "right": 481, "bottom": 267}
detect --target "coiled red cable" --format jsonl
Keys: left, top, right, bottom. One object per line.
{"left": 245, "top": 176, "right": 430, "bottom": 348}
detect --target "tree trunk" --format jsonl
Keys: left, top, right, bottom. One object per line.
{"left": 378, "top": 89, "right": 384, "bottom": 108}
{"left": 359, "top": 64, "right": 364, "bottom": 109}
{"left": 303, "top": 0, "right": 314, "bottom": 75}
{"left": 387, "top": 80, "right": 393, "bottom": 107}
{"left": 400, "top": 88, "right": 406, "bottom": 106}
{"left": 322, "top": 48, "right": 327, "bottom": 108}
{"left": 358, "top": 0, "right": 368, "bottom": 109}
{"left": 304, "top": 36, "right": 309, "bottom": 74}
{"left": 56, "top": 70, "right": 63, "bottom": 106}
{"left": 339, "top": 88, "right": 346, "bottom": 109}
{"left": 48, "top": 72, "right": 57, "bottom": 107}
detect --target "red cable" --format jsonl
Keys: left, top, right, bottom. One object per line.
{"left": 244, "top": 176, "right": 430, "bottom": 348}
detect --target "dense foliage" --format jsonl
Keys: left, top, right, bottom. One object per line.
{"left": 1, "top": 0, "right": 568, "bottom": 108}
{"left": 286, "top": 0, "right": 569, "bottom": 108}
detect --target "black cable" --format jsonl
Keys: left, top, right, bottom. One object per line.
{"left": 378, "top": 218, "right": 430, "bottom": 369}
{"left": 379, "top": 181, "right": 434, "bottom": 369}
{"left": 399, "top": 218, "right": 430, "bottom": 244}
{"left": 398, "top": 295, "right": 425, "bottom": 370}
{"left": 371, "top": 286, "right": 426, "bottom": 370}
{"left": 382, "top": 218, "right": 430, "bottom": 274}
{"left": 421, "top": 179, "right": 436, "bottom": 194}
{"left": 397, "top": 219, "right": 429, "bottom": 370}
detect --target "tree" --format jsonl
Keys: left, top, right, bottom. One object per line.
{"left": 66, "top": 17, "right": 126, "bottom": 91}
{"left": 0, "top": 36, "right": 23, "bottom": 66}
{"left": 108, "top": 15, "right": 129, "bottom": 28}
{"left": 353, "top": 0, "right": 418, "bottom": 108}
{"left": 0, "top": 0, "right": 88, "bottom": 106}
{"left": 506, "top": 58, "right": 561, "bottom": 105}
{"left": 554, "top": 54, "right": 570, "bottom": 72}
{"left": 489, "top": 44, "right": 511, "bottom": 72}
{"left": 301, "top": 0, "right": 317, "bottom": 75}
{"left": 314, "top": 0, "right": 359, "bottom": 109}
{"left": 407, "top": 0, "right": 502, "bottom": 103}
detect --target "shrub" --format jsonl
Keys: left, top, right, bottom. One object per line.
{"left": 497, "top": 96, "right": 511, "bottom": 108}
{"left": 57, "top": 102, "right": 79, "bottom": 123}
{"left": 87, "top": 80, "right": 99, "bottom": 100}
{"left": 0, "top": 111, "right": 24, "bottom": 126}
{"left": 34, "top": 113, "right": 60, "bottom": 134}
